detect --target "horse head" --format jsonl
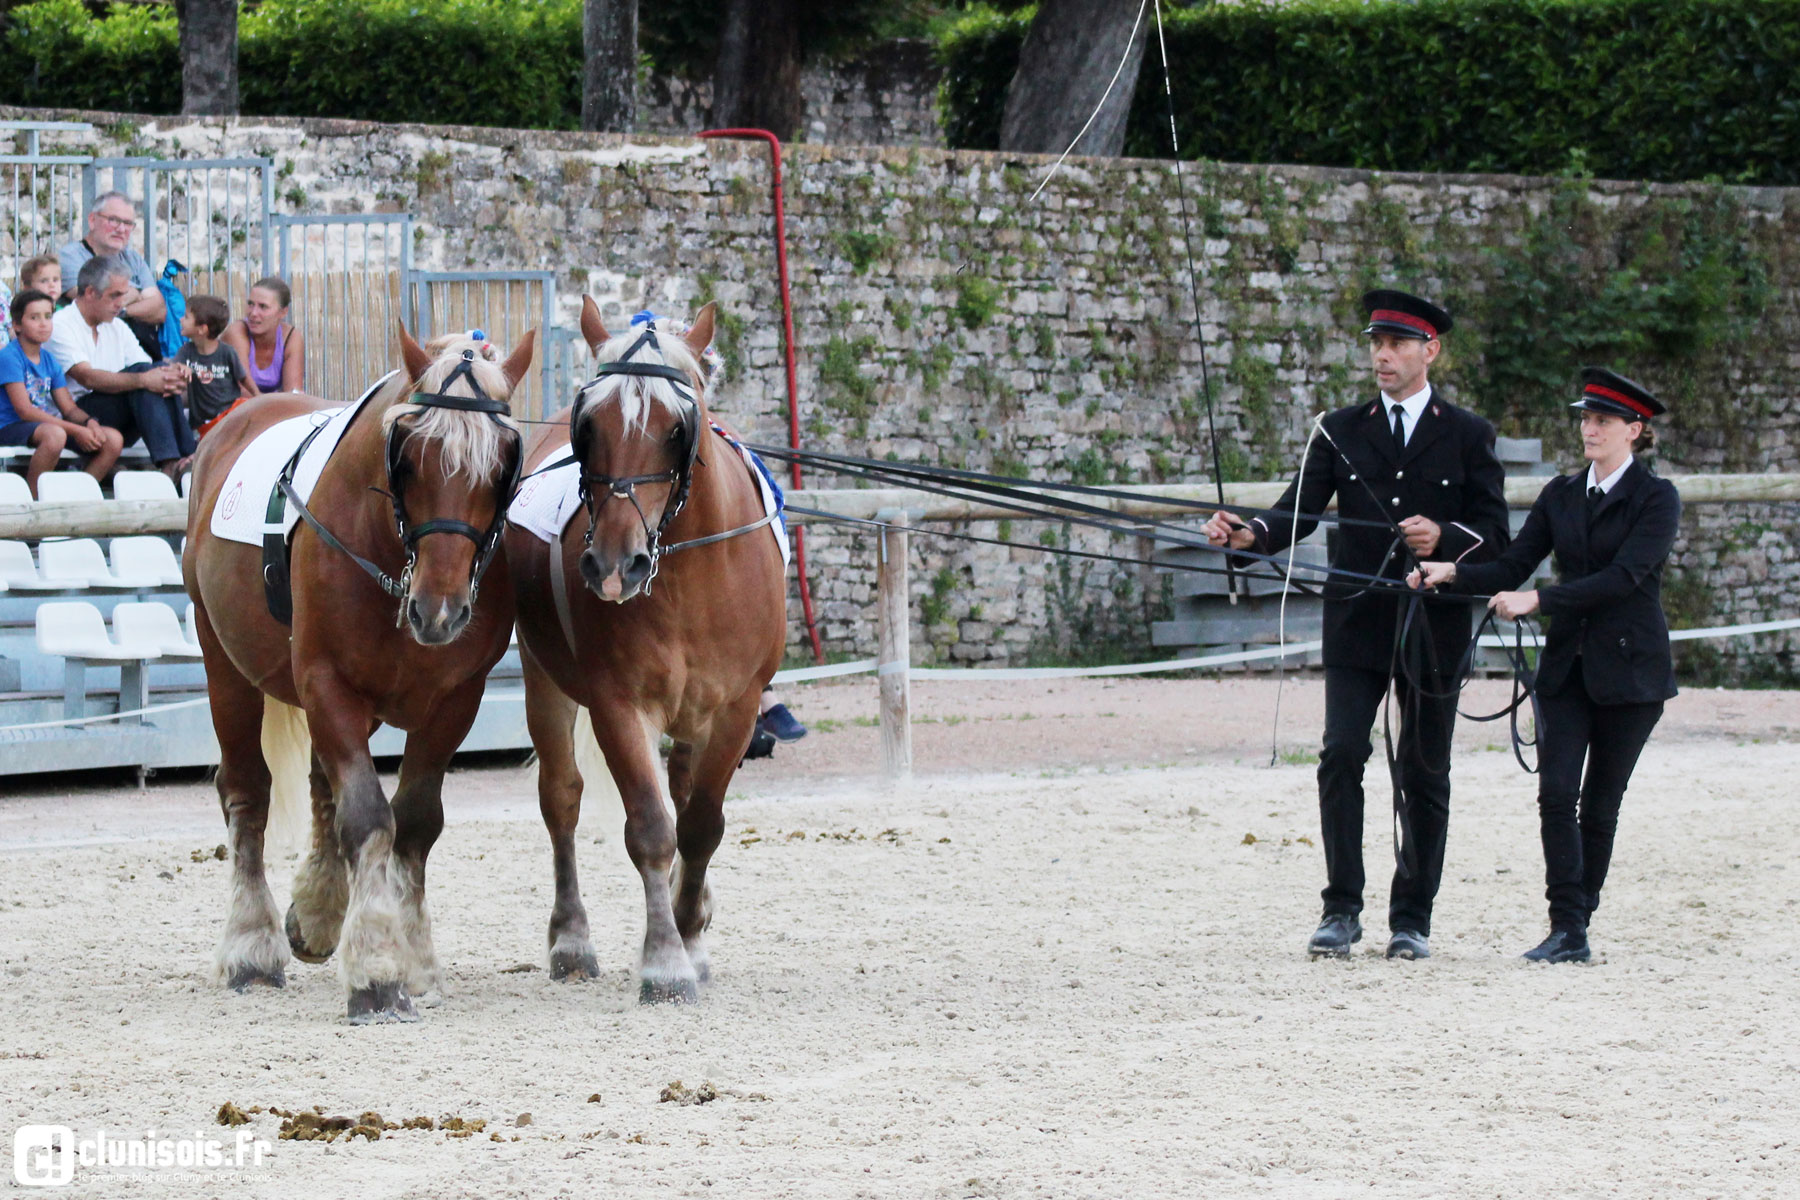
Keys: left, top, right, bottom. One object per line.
{"left": 386, "top": 324, "right": 536, "bottom": 644}
{"left": 570, "top": 296, "right": 715, "bottom": 603}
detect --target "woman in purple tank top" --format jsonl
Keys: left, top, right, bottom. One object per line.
{"left": 221, "top": 275, "right": 306, "bottom": 395}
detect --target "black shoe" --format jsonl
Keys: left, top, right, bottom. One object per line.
{"left": 1386, "top": 929, "right": 1430, "bottom": 959}
{"left": 740, "top": 726, "right": 777, "bottom": 762}
{"left": 1522, "top": 929, "right": 1590, "bottom": 963}
{"left": 760, "top": 702, "right": 807, "bottom": 742}
{"left": 1307, "top": 913, "right": 1362, "bottom": 959}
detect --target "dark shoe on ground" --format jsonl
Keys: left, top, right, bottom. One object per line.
{"left": 1522, "top": 929, "right": 1590, "bottom": 963}
{"left": 1386, "top": 929, "right": 1430, "bottom": 960}
{"left": 740, "top": 726, "right": 776, "bottom": 763}
{"left": 760, "top": 702, "right": 807, "bottom": 742}
{"left": 1307, "top": 912, "right": 1362, "bottom": 959}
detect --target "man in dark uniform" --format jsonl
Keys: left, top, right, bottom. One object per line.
{"left": 1202, "top": 290, "right": 1511, "bottom": 960}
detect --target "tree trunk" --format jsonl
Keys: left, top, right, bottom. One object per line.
{"left": 1000, "top": 0, "right": 1149, "bottom": 156}
{"left": 175, "top": 0, "right": 238, "bottom": 116}
{"left": 711, "top": 0, "right": 803, "bottom": 142}
{"left": 583, "top": 0, "right": 638, "bottom": 133}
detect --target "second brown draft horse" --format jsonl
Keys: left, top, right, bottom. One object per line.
{"left": 506, "top": 299, "right": 787, "bottom": 1003}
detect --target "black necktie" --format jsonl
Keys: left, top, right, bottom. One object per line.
{"left": 1390, "top": 404, "right": 1406, "bottom": 453}
{"left": 1587, "top": 485, "right": 1604, "bottom": 518}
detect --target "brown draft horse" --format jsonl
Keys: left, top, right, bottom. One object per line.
{"left": 505, "top": 299, "right": 787, "bottom": 1003}
{"left": 183, "top": 327, "right": 534, "bottom": 1023}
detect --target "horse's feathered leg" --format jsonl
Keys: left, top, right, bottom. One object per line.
{"left": 389, "top": 680, "right": 483, "bottom": 1006}
{"left": 591, "top": 705, "right": 696, "bottom": 1004}
{"left": 669, "top": 691, "right": 758, "bottom": 986}
{"left": 305, "top": 679, "right": 416, "bottom": 1025}
{"left": 523, "top": 642, "right": 600, "bottom": 981}
{"left": 198, "top": 604, "right": 289, "bottom": 991}
{"left": 285, "top": 751, "right": 347, "bottom": 963}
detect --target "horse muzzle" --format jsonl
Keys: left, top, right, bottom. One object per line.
{"left": 579, "top": 546, "right": 655, "bottom": 603}
{"left": 405, "top": 593, "right": 473, "bottom": 645}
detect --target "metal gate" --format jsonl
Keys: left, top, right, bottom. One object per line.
{"left": 271, "top": 213, "right": 415, "bottom": 402}
{"left": 85, "top": 155, "right": 276, "bottom": 316}
{"left": 409, "top": 270, "right": 557, "bottom": 419}
{"left": 1, "top": 121, "right": 94, "bottom": 269}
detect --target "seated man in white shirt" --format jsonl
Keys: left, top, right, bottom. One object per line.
{"left": 48, "top": 255, "right": 194, "bottom": 477}
{"left": 57, "top": 190, "right": 167, "bottom": 362}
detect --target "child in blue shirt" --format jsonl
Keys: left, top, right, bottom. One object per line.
{"left": 0, "top": 289, "right": 124, "bottom": 496}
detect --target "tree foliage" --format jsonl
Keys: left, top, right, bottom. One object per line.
{"left": 939, "top": 0, "right": 1800, "bottom": 185}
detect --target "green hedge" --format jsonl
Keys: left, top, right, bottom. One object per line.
{"left": 1, "top": 0, "right": 583, "bottom": 129}
{"left": 937, "top": 0, "right": 1800, "bottom": 185}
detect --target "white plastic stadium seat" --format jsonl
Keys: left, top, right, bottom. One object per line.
{"left": 112, "top": 602, "right": 205, "bottom": 659}
{"left": 0, "top": 541, "right": 39, "bottom": 588}
{"left": 181, "top": 472, "right": 193, "bottom": 498}
{"left": 35, "top": 600, "right": 162, "bottom": 720}
{"left": 112, "top": 470, "right": 180, "bottom": 502}
{"left": 109, "top": 537, "right": 185, "bottom": 586}
{"left": 0, "top": 473, "right": 31, "bottom": 504}
{"left": 34, "top": 472, "right": 105, "bottom": 504}
{"left": 36, "top": 539, "right": 162, "bottom": 589}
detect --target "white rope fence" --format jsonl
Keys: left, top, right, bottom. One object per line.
{"left": 6, "top": 614, "right": 1794, "bottom": 737}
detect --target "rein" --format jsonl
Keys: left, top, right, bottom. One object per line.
{"left": 275, "top": 352, "right": 522, "bottom": 622}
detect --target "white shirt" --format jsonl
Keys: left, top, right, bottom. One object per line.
{"left": 1380, "top": 381, "right": 1432, "bottom": 445}
{"left": 48, "top": 302, "right": 149, "bottom": 399}
{"left": 1586, "top": 456, "right": 1633, "bottom": 495}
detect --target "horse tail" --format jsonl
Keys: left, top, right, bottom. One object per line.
{"left": 571, "top": 707, "right": 631, "bottom": 851}
{"left": 259, "top": 699, "right": 314, "bottom": 859}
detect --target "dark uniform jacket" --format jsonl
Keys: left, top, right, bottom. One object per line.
{"left": 1245, "top": 388, "right": 1511, "bottom": 676}
{"left": 1453, "top": 460, "right": 1680, "bottom": 706}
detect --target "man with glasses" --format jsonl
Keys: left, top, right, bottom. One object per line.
{"left": 58, "top": 191, "right": 166, "bottom": 360}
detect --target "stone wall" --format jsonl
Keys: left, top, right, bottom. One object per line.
{"left": 3, "top": 108, "right": 1795, "bottom": 682}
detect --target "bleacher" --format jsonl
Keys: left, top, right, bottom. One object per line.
{"left": 0, "top": 459, "right": 530, "bottom": 779}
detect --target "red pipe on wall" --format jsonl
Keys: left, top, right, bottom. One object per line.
{"left": 698, "top": 127, "right": 825, "bottom": 665}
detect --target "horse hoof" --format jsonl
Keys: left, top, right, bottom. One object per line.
{"left": 226, "top": 964, "right": 286, "bottom": 991}
{"left": 285, "top": 906, "right": 335, "bottom": 963}
{"left": 550, "top": 947, "right": 600, "bottom": 982}
{"left": 638, "top": 975, "right": 699, "bottom": 1006}
{"left": 346, "top": 981, "right": 421, "bottom": 1025}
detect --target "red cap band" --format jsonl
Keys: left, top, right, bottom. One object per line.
{"left": 1370, "top": 309, "right": 1437, "bottom": 338}
{"left": 1583, "top": 383, "right": 1653, "bottom": 419}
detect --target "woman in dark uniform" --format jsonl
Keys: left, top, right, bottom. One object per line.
{"left": 1409, "top": 367, "right": 1680, "bottom": 963}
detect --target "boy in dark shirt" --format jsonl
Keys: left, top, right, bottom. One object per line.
{"left": 176, "top": 294, "right": 256, "bottom": 436}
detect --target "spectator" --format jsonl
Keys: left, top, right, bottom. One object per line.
{"left": 19, "top": 255, "right": 62, "bottom": 305}
{"left": 0, "top": 289, "right": 123, "bottom": 496}
{"left": 48, "top": 255, "right": 194, "bottom": 479}
{"left": 178, "top": 294, "right": 257, "bottom": 438}
{"left": 222, "top": 276, "right": 305, "bottom": 394}
{"left": 57, "top": 190, "right": 166, "bottom": 361}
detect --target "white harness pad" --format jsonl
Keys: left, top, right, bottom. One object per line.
{"left": 506, "top": 438, "right": 790, "bottom": 566}
{"left": 207, "top": 374, "right": 395, "bottom": 548}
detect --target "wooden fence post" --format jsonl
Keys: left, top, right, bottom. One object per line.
{"left": 875, "top": 508, "right": 911, "bottom": 782}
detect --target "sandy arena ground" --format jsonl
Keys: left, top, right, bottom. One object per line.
{"left": 1, "top": 677, "right": 1796, "bottom": 1198}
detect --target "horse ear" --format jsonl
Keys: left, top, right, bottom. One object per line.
{"left": 500, "top": 328, "right": 537, "bottom": 392}
{"left": 398, "top": 322, "right": 433, "bottom": 383}
{"left": 683, "top": 303, "right": 716, "bottom": 358}
{"left": 580, "top": 295, "right": 609, "bottom": 354}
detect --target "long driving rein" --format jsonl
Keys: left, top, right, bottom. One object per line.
{"left": 267, "top": 350, "right": 523, "bottom": 624}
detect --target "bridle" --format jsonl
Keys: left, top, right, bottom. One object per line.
{"left": 281, "top": 349, "right": 523, "bottom": 619}
{"left": 564, "top": 322, "right": 702, "bottom": 596}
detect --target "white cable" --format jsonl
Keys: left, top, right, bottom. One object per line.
{"left": 1027, "top": 0, "right": 1151, "bottom": 204}
{"left": 1270, "top": 414, "right": 1325, "bottom": 766}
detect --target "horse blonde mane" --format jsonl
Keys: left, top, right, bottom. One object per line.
{"left": 579, "top": 323, "right": 705, "bottom": 436}
{"left": 379, "top": 333, "right": 522, "bottom": 482}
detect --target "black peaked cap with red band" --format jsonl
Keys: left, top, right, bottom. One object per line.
{"left": 1573, "top": 366, "right": 1665, "bottom": 420}
{"left": 1361, "top": 289, "right": 1453, "bottom": 341}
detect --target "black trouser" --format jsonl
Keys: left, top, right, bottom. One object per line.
{"left": 1534, "top": 657, "right": 1662, "bottom": 933}
{"left": 77, "top": 388, "right": 195, "bottom": 464}
{"left": 1318, "top": 665, "right": 1457, "bottom": 936}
